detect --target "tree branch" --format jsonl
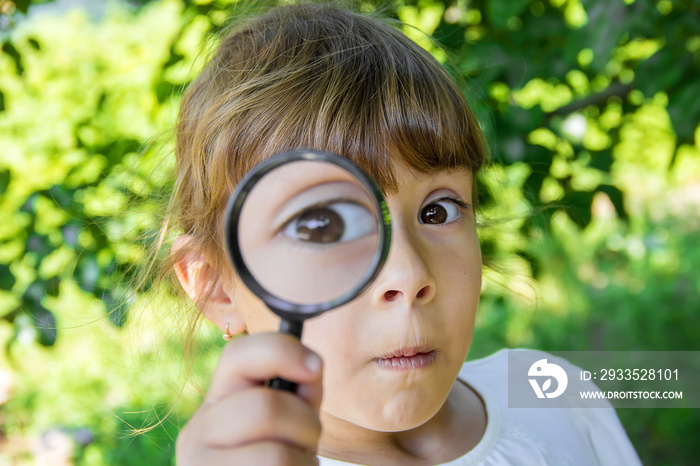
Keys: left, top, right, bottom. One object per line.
{"left": 547, "top": 82, "right": 635, "bottom": 117}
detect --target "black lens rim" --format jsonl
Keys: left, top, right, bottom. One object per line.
{"left": 224, "top": 149, "right": 391, "bottom": 321}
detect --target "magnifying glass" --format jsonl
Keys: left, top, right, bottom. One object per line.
{"left": 224, "top": 150, "right": 391, "bottom": 391}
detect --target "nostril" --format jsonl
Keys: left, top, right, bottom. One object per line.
{"left": 384, "top": 290, "right": 399, "bottom": 301}
{"left": 416, "top": 286, "right": 430, "bottom": 300}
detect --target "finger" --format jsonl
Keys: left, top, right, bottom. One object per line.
{"left": 207, "top": 332, "right": 323, "bottom": 403}
{"left": 197, "top": 387, "right": 322, "bottom": 452}
{"left": 297, "top": 377, "right": 323, "bottom": 413}
{"left": 177, "top": 442, "right": 319, "bottom": 466}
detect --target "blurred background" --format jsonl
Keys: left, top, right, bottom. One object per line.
{"left": 0, "top": 0, "right": 698, "bottom": 464}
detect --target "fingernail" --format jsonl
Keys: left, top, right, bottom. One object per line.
{"left": 297, "top": 383, "right": 311, "bottom": 400}
{"left": 305, "top": 352, "right": 321, "bottom": 373}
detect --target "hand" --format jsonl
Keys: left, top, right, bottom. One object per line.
{"left": 176, "top": 332, "right": 323, "bottom": 465}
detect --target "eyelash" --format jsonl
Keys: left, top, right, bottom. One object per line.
{"left": 278, "top": 197, "right": 351, "bottom": 231}
{"left": 436, "top": 196, "right": 470, "bottom": 210}
{"left": 421, "top": 196, "right": 471, "bottom": 225}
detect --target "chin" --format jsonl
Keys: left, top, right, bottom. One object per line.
{"left": 371, "top": 407, "right": 439, "bottom": 433}
{"left": 346, "top": 391, "right": 446, "bottom": 433}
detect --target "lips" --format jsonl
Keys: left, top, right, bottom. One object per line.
{"left": 374, "top": 346, "right": 436, "bottom": 370}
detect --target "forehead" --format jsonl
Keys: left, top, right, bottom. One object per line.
{"left": 388, "top": 163, "right": 474, "bottom": 193}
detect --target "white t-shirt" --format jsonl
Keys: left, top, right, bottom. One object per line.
{"left": 318, "top": 349, "right": 642, "bottom": 466}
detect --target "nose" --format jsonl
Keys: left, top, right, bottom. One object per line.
{"left": 371, "top": 222, "right": 436, "bottom": 309}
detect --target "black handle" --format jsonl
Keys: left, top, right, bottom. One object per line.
{"left": 268, "top": 318, "right": 304, "bottom": 392}
{"left": 269, "top": 377, "right": 298, "bottom": 391}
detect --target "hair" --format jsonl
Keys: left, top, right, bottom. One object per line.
{"left": 165, "top": 1, "right": 488, "bottom": 291}
{"left": 125, "top": 1, "right": 489, "bottom": 434}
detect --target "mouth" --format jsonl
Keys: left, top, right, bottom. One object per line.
{"left": 374, "top": 346, "right": 436, "bottom": 370}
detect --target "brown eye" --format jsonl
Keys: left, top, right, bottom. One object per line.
{"left": 419, "top": 200, "right": 461, "bottom": 225}
{"left": 420, "top": 204, "right": 447, "bottom": 224}
{"left": 296, "top": 207, "right": 344, "bottom": 243}
{"left": 283, "top": 202, "right": 375, "bottom": 244}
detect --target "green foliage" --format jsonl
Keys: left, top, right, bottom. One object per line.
{"left": 0, "top": 0, "right": 698, "bottom": 464}
{"left": 0, "top": 0, "right": 182, "bottom": 347}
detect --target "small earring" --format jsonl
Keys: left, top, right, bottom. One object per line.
{"left": 223, "top": 322, "right": 234, "bottom": 341}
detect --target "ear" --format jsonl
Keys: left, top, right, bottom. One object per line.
{"left": 172, "top": 235, "right": 247, "bottom": 335}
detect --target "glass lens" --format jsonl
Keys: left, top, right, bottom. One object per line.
{"left": 237, "top": 160, "right": 381, "bottom": 307}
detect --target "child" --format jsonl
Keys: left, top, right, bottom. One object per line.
{"left": 167, "top": 2, "right": 641, "bottom": 464}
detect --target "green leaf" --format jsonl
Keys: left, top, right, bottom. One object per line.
{"left": 101, "top": 288, "right": 129, "bottom": 328}
{"left": 0, "top": 263, "right": 16, "bottom": 290}
{"left": 0, "top": 42, "right": 23, "bottom": 74}
{"left": 571, "top": 0, "right": 627, "bottom": 73}
{"left": 13, "top": 0, "right": 32, "bottom": 15}
{"left": 667, "top": 78, "right": 700, "bottom": 143}
{"left": 0, "top": 169, "right": 9, "bottom": 196}
{"left": 77, "top": 255, "right": 100, "bottom": 292}
{"left": 560, "top": 189, "right": 594, "bottom": 228}
{"left": 487, "top": 0, "right": 530, "bottom": 30}
{"left": 433, "top": 22, "right": 465, "bottom": 51}
{"left": 31, "top": 307, "right": 57, "bottom": 346}
{"left": 596, "top": 184, "right": 627, "bottom": 220}
{"left": 47, "top": 185, "right": 74, "bottom": 210}
{"left": 15, "top": 306, "right": 57, "bottom": 347}
{"left": 636, "top": 50, "right": 686, "bottom": 98}
{"left": 26, "top": 233, "right": 52, "bottom": 258}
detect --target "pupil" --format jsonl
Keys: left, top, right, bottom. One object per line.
{"left": 296, "top": 207, "right": 344, "bottom": 243}
{"left": 421, "top": 204, "right": 447, "bottom": 224}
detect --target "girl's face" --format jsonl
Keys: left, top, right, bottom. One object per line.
{"left": 231, "top": 161, "right": 482, "bottom": 432}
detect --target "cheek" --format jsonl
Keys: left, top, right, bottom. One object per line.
{"left": 438, "top": 233, "right": 482, "bottom": 296}
{"left": 434, "top": 235, "right": 482, "bottom": 335}
{"left": 300, "top": 301, "right": 370, "bottom": 382}
{"left": 234, "top": 285, "right": 281, "bottom": 333}
{"left": 300, "top": 303, "right": 361, "bottom": 362}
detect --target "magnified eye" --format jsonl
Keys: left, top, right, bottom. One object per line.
{"left": 419, "top": 200, "right": 461, "bottom": 225}
{"left": 283, "top": 202, "right": 375, "bottom": 244}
